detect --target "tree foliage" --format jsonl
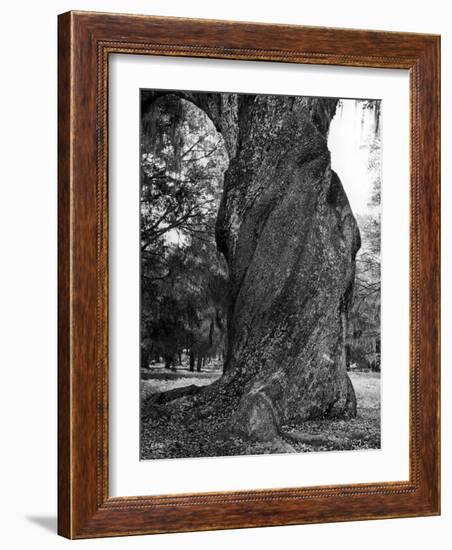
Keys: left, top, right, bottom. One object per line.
{"left": 140, "top": 95, "right": 229, "bottom": 371}
{"left": 348, "top": 107, "right": 381, "bottom": 371}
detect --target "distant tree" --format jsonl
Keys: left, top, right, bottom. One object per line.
{"left": 348, "top": 107, "right": 381, "bottom": 371}
{"left": 140, "top": 95, "right": 228, "bottom": 371}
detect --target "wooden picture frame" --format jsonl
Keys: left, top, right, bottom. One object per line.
{"left": 58, "top": 10, "right": 440, "bottom": 539}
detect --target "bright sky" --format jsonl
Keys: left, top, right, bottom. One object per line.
{"left": 328, "top": 99, "right": 378, "bottom": 218}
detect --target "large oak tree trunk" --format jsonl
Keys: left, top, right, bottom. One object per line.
{"left": 141, "top": 92, "right": 360, "bottom": 446}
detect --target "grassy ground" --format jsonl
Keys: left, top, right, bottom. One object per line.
{"left": 141, "top": 362, "right": 222, "bottom": 401}
{"left": 282, "top": 372, "right": 380, "bottom": 452}
{"left": 140, "top": 366, "right": 380, "bottom": 458}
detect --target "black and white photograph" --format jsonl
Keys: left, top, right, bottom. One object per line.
{"left": 139, "top": 89, "right": 381, "bottom": 460}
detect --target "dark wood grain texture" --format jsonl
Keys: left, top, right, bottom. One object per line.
{"left": 57, "top": 10, "right": 72, "bottom": 539}
{"left": 57, "top": 11, "right": 440, "bottom": 539}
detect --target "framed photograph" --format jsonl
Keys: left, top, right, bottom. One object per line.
{"left": 58, "top": 11, "right": 440, "bottom": 539}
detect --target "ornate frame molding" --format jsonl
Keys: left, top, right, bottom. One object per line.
{"left": 58, "top": 11, "right": 440, "bottom": 538}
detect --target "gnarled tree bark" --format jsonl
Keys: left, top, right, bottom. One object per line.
{"left": 141, "top": 91, "right": 360, "bottom": 450}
